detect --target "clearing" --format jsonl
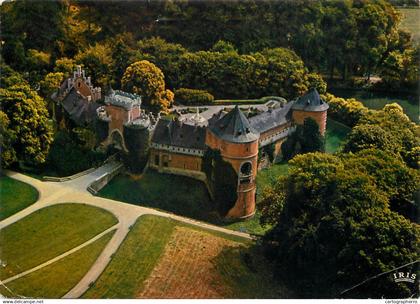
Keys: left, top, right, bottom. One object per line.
{"left": 0, "top": 203, "right": 117, "bottom": 279}
{"left": 0, "top": 176, "right": 39, "bottom": 220}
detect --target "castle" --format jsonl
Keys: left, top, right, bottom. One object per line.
{"left": 53, "top": 66, "right": 329, "bottom": 220}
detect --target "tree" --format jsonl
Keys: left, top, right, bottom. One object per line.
{"left": 133, "top": 37, "right": 187, "bottom": 89}
{"left": 262, "top": 152, "right": 419, "bottom": 298}
{"left": 0, "top": 63, "right": 27, "bottom": 88}
{"left": 210, "top": 40, "right": 238, "bottom": 53}
{"left": 75, "top": 43, "right": 114, "bottom": 89}
{"left": 0, "top": 85, "right": 53, "bottom": 166}
{"left": 202, "top": 148, "right": 238, "bottom": 216}
{"left": 281, "top": 117, "right": 325, "bottom": 160}
{"left": 40, "top": 72, "right": 64, "bottom": 99}
{"left": 346, "top": 103, "right": 419, "bottom": 168}
{"left": 0, "top": 0, "right": 67, "bottom": 62}
{"left": 379, "top": 47, "right": 419, "bottom": 90}
{"left": 343, "top": 124, "right": 399, "bottom": 155}
{"left": 54, "top": 57, "right": 76, "bottom": 76}
{"left": 301, "top": 117, "right": 325, "bottom": 153}
{"left": 253, "top": 48, "right": 309, "bottom": 99}
{"left": 343, "top": 149, "right": 420, "bottom": 221}
{"left": 121, "top": 60, "right": 174, "bottom": 112}
{"left": 0, "top": 111, "right": 17, "bottom": 168}
{"left": 40, "top": 72, "right": 65, "bottom": 123}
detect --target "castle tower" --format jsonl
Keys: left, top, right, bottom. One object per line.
{"left": 291, "top": 88, "right": 329, "bottom": 135}
{"left": 206, "top": 106, "right": 260, "bottom": 219}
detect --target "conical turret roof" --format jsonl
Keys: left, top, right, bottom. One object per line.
{"left": 292, "top": 88, "right": 329, "bottom": 112}
{"left": 209, "top": 106, "right": 259, "bottom": 143}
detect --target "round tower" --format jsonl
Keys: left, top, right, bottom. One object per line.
{"left": 291, "top": 88, "right": 329, "bottom": 135}
{"left": 206, "top": 106, "right": 260, "bottom": 219}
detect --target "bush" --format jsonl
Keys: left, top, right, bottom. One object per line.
{"left": 322, "top": 93, "right": 369, "bottom": 127}
{"left": 174, "top": 88, "right": 214, "bottom": 105}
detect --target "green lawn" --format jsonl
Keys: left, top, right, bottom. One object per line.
{"left": 399, "top": 8, "right": 420, "bottom": 43}
{"left": 98, "top": 171, "right": 215, "bottom": 221}
{"left": 0, "top": 176, "right": 39, "bottom": 220}
{"left": 83, "top": 215, "right": 281, "bottom": 299}
{"left": 0, "top": 203, "right": 118, "bottom": 280}
{"left": 325, "top": 119, "right": 351, "bottom": 154}
{"left": 82, "top": 215, "right": 177, "bottom": 298}
{"left": 0, "top": 231, "right": 114, "bottom": 299}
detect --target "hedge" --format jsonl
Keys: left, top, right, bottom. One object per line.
{"left": 174, "top": 88, "right": 214, "bottom": 105}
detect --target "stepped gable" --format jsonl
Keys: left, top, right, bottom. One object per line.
{"left": 61, "top": 88, "right": 100, "bottom": 126}
{"left": 248, "top": 101, "right": 294, "bottom": 133}
{"left": 208, "top": 105, "right": 259, "bottom": 143}
{"left": 152, "top": 119, "right": 206, "bottom": 150}
{"left": 291, "top": 88, "right": 329, "bottom": 112}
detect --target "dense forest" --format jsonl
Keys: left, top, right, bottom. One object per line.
{"left": 1, "top": 0, "right": 419, "bottom": 96}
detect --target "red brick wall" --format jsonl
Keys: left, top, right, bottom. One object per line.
{"left": 74, "top": 78, "right": 93, "bottom": 100}
{"left": 106, "top": 105, "right": 129, "bottom": 134}
{"left": 292, "top": 110, "right": 327, "bottom": 135}
{"left": 150, "top": 148, "right": 202, "bottom": 172}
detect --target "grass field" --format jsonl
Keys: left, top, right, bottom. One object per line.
{"left": 399, "top": 8, "right": 420, "bottom": 43}
{"left": 0, "top": 231, "right": 114, "bottom": 299}
{"left": 325, "top": 119, "right": 351, "bottom": 153}
{"left": 0, "top": 203, "right": 117, "bottom": 280}
{"left": 0, "top": 176, "right": 39, "bottom": 220}
{"left": 98, "top": 171, "right": 214, "bottom": 221}
{"left": 83, "top": 215, "right": 285, "bottom": 299}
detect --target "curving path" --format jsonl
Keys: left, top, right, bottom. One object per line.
{"left": 1, "top": 165, "right": 252, "bottom": 298}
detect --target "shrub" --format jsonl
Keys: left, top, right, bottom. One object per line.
{"left": 322, "top": 93, "right": 369, "bottom": 127}
{"left": 174, "top": 88, "right": 214, "bottom": 105}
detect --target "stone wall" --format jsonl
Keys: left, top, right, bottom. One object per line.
{"left": 87, "top": 163, "right": 124, "bottom": 195}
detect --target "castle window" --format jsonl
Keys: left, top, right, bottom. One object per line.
{"left": 240, "top": 162, "right": 252, "bottom": 176}
{"left": 162, "top": 155, "right": 169, "bottom": 167}
{"left": 154, "top": 155, "right": 159, "bottom": 166}
{"left": 78, "top": 82, "right": 81, "bottom": 88}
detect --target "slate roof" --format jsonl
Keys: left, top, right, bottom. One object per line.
{"left": 151, "top": 119, "right": 207, "bottom": 150}
{"left": 292, "top": 88, "right": 329, "bottom": 112}
{"left": 208, "top": 106, "right": 259, "bottom": 143}
{"left": 61, "top": 88, "right": 100, "bottom": 126}
{"left": 105, "top": 89, "right": 142, "bottom": 110}
{"left": 248, "top": 101, "right": 294, "bottom": 134}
